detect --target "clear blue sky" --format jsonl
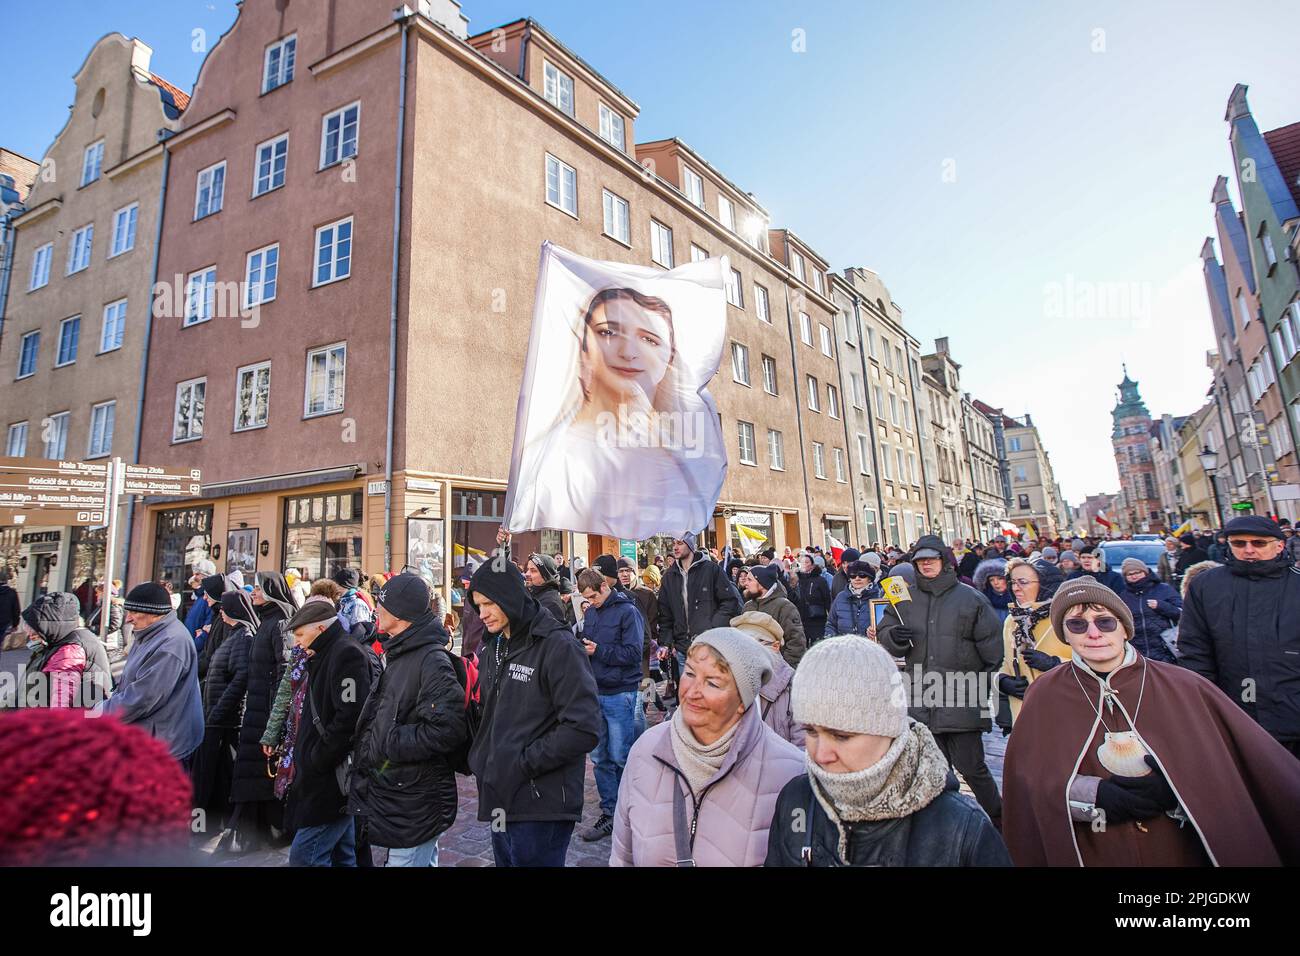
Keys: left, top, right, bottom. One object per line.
{"left": 7, "top": 0, "right": 1300, "bottom": 506}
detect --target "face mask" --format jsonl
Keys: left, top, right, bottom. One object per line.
{"left": 26, "top": 638, "right": 43, "bottom": 651}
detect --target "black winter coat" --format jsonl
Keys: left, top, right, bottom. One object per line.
{"left": 765, "top": 773, "right": 1011, "bottom": 866}
{"left": 1118, "top": 574, "right": 1181, "bottom": 664}
{"left": 349, "top": 616, "right": 468, "bottom": 848}
{"left": 0, "top": 584, "right": 19, "bottom": 640}
{"left": 793, "top": 570, "right": 831, "bottom": 624}
{"left": 230, "top": 605, "right": 288, "bottom": 803}
{"left": 876, "top": 567, "right": 1004, "bottom": 733}
{"left": 203, "top": 624, "right": 251, "bottom": 729}
{"left": 468, "top": 576, "right": 599, "bottom": 824}
{"left": 655, "top": 552, "right": 743, "bottom": 655}
{"left": 1178, "top": 554, "right": 1300, "bottom": 745}
{"left": 284, "top": 621, "right": 373, "bottom": 830}
{"left": 530, "top": 581, "right": 573, "bottom": 629}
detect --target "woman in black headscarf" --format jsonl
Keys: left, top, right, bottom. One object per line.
{"left": 192, "top": 589, "right": 259, "bottom": 837}
{"left": 225, "top": 572, "right": 298, "bottom": 852}
{"left": 197, "top": 574, "right": 234, "bottom": 684}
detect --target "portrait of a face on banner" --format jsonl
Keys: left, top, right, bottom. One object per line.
{"left": 503, "top": 242, "right": 729, "bottom": 540}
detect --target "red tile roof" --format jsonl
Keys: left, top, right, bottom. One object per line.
{"left": 1264, "top": 121, "right": 1300, "bottom": 209}
{"left": 149, "top": 73, "right": 190, "bottom": 112}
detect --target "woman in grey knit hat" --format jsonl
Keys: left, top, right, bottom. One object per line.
{"left": 765, "top": 635, "right": 1009, "bottom": 867}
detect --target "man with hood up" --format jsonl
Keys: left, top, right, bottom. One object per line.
{"left": 468, "top": 560, "right": 599, "bottom": 866}
{"left": 15, "top": 592, "right": 112, "bottom": 708}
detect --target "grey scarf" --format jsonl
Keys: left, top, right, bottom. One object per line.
{"left": 806, "top": 719, "right": 949, "bottom": 863}
{"left": 670, "top": 705, "right": 742, "bottom": 797}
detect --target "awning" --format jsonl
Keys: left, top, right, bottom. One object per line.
{"left": 822, "top": 514, "right": 852, "bottom": 523}
{"left": 144, "top": 464, "right": 363, "bottom": 504}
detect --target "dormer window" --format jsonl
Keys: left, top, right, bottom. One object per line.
{"left": 543, "top": 60, "right": 574, "bottom": 117}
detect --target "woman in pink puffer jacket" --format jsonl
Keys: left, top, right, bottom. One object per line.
{"left": 610, "top": 627, "right": 803, "bottom": 867}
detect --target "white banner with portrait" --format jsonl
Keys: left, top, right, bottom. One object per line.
{"left": 503, "top": 242, "right": 728, "bottom": 539}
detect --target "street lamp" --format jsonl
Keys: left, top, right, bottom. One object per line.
{"left": 1198, "top": 446, "right": 1225, "bottom": 529}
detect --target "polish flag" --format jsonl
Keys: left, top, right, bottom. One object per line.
{"left": 827, "top": 535, "right": 846, "bottom": 563}
{"left": 1095, "top": 511, "right": 1113, "bottom": 529}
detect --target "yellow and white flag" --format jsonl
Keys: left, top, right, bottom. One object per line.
{"left": 734, "top": 523, "right": 767, "bottom": 556}
{"left": 882, "top": 576, "right": 912, "bottom": 605}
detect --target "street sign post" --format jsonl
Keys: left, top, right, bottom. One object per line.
{"left": 0, "top": 455, "right": 200, "bottom": 644}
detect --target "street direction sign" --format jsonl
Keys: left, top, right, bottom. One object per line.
{"left": 120, "top": 464, "right": 202, "bottom": 497}
{"left": 0, "top": 507, "right": 107, "bottom": 526}
{"left": 0, "top": 489, "right": 107, "bottom": 509}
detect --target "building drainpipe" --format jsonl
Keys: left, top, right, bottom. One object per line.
{"left": 905, "top": 344, "right": 936, "bottom": 531}
{"left": 123, "top": 135, "right": 171, "bottom": 581}
{"left": 831, "top": 306, "right": 860, "bottom": 545}
{"left": 0, "top": 213, "right": 17, "bottom": 344}
{"left": 383, "top": 11, "right": 411, "bottom": 572}
{"left": 518, "top": 20, "right": 532, "bottom": 80}
{"left": 782, "top": 282, "right": 815, "bottom": 546}
{"left": 850, "top": 295, "right": 886, "bottom": 545}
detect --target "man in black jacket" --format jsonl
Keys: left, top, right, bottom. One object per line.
{"left": 284, "top": 603, "right": 373, "bottom": 867}
{"left": 1, "top": 571, "right": 24, "bottom": 648}
{"left": 1178, "top": 515, "right": 1300, "bottom": 757}
{"left": 876, "top": 534, "right": 1005, "bottom": 824}
{"left": 468, "top": 560, "right": 599, "bottom": 867}
{"left": 348, "top": 573, "right": 467, "bottom": 866}
{"left": 655, "top": 532, "right": 742, "bottom": 675}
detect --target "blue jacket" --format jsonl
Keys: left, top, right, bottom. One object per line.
{"left": 1068, "top": 568, "right": 1127, "bottom": 594}
{"left": 829, "top": 586, "right": 880, "bottom": 636}
{"left": 184, "top": 590, "right": 211, "bottom": 639}
{"left": 103, "top": 610, "right": 204, "bottom": 760}
{"left": 582, "top": 589, "right": 644, "bottom": 694}
{"left": 1120, "top": 573, "right": 1182, "bottom": 664}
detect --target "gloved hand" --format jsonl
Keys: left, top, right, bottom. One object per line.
{"left": 998, "top": 674, "right": 1030, "bottom": 699}
{"left": 886, "top": 625, "right": 914, "bottom": 647}
{"left": 1022, "top": 648, "right": 1061, "bottom": 672}
{"left": 1095, "top": 756, "right": 1178, "bottom": 823}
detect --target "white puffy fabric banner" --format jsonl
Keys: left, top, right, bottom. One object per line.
{"left": 503, "top": 242, "right": 729, "bottom": 539}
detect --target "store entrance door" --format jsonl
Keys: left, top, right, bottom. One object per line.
{"left": 29, "top": 552, "right": 57, "bottom": 603}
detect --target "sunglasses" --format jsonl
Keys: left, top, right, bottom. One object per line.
{"left": 1229, "top": 539, "right": 1275, "bottom": 549}
{"left": 850, "top": 573, "right": 871, "bottom": 579}
{"left": 1063, "top": 615, "right": 1120, "bottom": 635}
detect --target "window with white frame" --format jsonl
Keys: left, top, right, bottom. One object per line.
{"left": 109, "top": 203, "right": 138, "bottom": 257}
{"left": 1258, "top": 225, "right": 1278, "bottom": 271}
{"left": 543, "top": 60, "right": 574, "bottom": 116}
{"left": 321, "top": 102, "right": 359, "bottom": 168}
{"left": 761, "top": 354, "right": 777, "bottom": 395}
{"left": 737, "top": 420, "right": 756, "bottom": 465}
{"left": 857, "top": 434, "right": 871, "bottom": 474}
{"left": 813, "top": 270, "right": 825, "bottom": 296}
{"left": 1008, "top": 436, "right": 1022, "bottom": 451}
{"left": 889, "top": 393, "right": 899, "bottom": 426}
{"left": 867, "top": 327, "right": 877, "bottom": 356}
{"left": 834, "top": 447, "right": 846, "bottom": 482}
{"left": 184, "top": 267, "right": 217, "bottom": 326}
{"left": 195, "top": 161, "right": 226, "bottom": 219}
{"left": 263, "top": 35, "right": 297, "bottom": 93}
{"left": 731, "top": 342, "right": 750, "bottom": 385}
{"left": 768, "top": 429, "right": 785, "bottom": 470}
{"left": 880, "top": 441, "right": 893, "bottom": 480}
{"left": 1015, "top": 465, "right": 1027, "bottom": 482}
{"left": 1268, "top": 414, "right": 1292, "bottom": 458}
{"left": 88, "top": 401, "right": 115, "bottom": 457}
{"left": 56, "top": 316, "right": 80, "bottom": 367}
{"left": 799, "top": 311, "right": 812, "bottom": 345}
{"left": 683, "top": 166, "right": 704, "bottom": 208}
{"left": 17, "top": 331, "right": 39, "bottom": 378}
{"left": 819, "top": 324, "right": 832, "bottom": 356}
{"left": 807, "top": 375, "right": 820, "bottom": 411}
{"left": 602, "top": 189, "right": 630, "bottom": 244}
{"left": 100, "top": 299, "right": 127, "bottom": 353}
{"left": 245, "top": 243, "right": 279, "bottom": 307}
{"left": 1275, "top": 303, "right": 1300, "bottom": 368}
{"left": 597, "top": 103, "right": 625, "bottom": 151}
{"left": 29, "top": 242, "right": 52, "bottom": 290}
{"left": 306, "top": 343, "right": 346, "bottom": 416}
{"left": 790, "top": 249, "right": 805, "bottom": 282}
{"left": 813, "top": 442, "right": 826, "bottom": 479}
{"left": 691, "top": 244, "right": 709, "bottom": 263}
{"left": 81, "top": 140, "right": 104, "bottom": 186}
{"left": 827, "top": 383, "right": 840, "bottom": 419}
{"left": 6, "top": 421, "right": 27, "bottom": 457}
{"left": 850, "top": 372, "right": 863, "bottom": 408}
{"left": 253, "top": 133, "right": 288, "bottom": 196}
{"left": 718, "top": 195, "right": 735, "bottom": 231}
{"left": 896, "top": 346, "right": 905, "bottom": 371}
{"left": 909, "top": 452, "right": 918, "bottom": 485}
{"left": 882, "top": 336, "right": 892, "bottom": 370}
{"left": 725, "top": 268, "right": 743, "bottom": 308}
{"left": 1237, "top": 290, "right": 1252, "bottom": 329}
{"left": 897, "top": 448, "right": 907, "bottom": 483}
{"left": 872, "top": 385, "right": 884, "bottom": 417}
{"left": 755, "top": 283, "right": 770, "bottom": 323}
{"left": 841, "top": 308, "right": 857, "bottom": 346}
{"left": 235, "top": 361, "right": 271, "bottom": 431}
{"left": 67, "top": 224, "right": 93, "bottom": 274}
{"left": 650, "top": 220, "right": 673, "bottom": 268}
{"left": 544, "top": 155, "right": 577, "bottom": 216}
{"left": 173, "top": 378, "right": 205, "bottom": 441}
{"left": 902, "top": 399, "right": 912, "bottom": 430}
{"left": 43, "top": 411, "right": 69, "bottom": 459}
{"left": 313, "top": 217, "right": 353, "bottom": 286}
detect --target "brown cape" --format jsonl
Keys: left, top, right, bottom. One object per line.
{"left": 1003, "top": 650, "right": 1300, "bottom": 866}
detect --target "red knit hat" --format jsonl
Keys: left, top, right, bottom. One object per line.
{"left": 0, "top": 710, "right": 193, "bottom": 865}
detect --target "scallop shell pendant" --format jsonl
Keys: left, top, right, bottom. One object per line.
{"left": 1096, "top": 731, "right": 1152, "bottom": 777}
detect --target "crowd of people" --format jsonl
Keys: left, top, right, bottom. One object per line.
{"left": 2, "top": 514, "right": 1299, "bottom": 868}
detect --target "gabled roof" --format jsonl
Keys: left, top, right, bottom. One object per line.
{"left": 1263, "top": 121, "right": 1300, "bottom": 210}
{"left": 148, "top": 73, "right": 190, "bottom": 116}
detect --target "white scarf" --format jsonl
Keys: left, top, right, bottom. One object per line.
{"left": 670, "top": 706, "right": 742, "bottom": 797}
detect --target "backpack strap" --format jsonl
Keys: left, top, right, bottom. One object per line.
{"left": 801, "top": 787, "right": 817, "bottom": 865}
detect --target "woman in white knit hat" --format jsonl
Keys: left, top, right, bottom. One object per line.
{"left": 765, "top": 635, "right": 1009, "bottom": 866}
{"left": 610, "top": 627, "right": 803, "bottom": 867}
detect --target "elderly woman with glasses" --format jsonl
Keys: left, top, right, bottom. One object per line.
{"left": 1003, "top": 577, "right": 1300, "bottom": 866}
{"left": 997, "top": 558, "right": 1067, "bottom": 726}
